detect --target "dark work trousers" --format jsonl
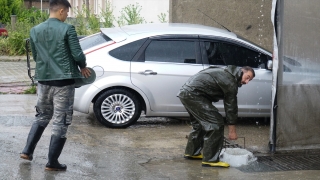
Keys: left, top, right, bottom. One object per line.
{"left": 178, "top": 90, "right": 224, "bottom": 163}
{"left": 34, "top": 83, "right": 75, "bottom": 138}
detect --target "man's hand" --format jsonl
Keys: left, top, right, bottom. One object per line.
{"left": 228, "top": 125, "right": 238, "bottom": 140}
{"left": 81, "top": 67, "right": 91, "bottom": 78}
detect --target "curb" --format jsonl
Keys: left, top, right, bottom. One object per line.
{"left": 0, "top": 83, "right": 34, "bottom": 94}
{"left": 0, "top": 56, "right": 28, "bottom": 62}
{"left": 0, "top": 58, "right": 35, "bottom": 94}
{"left": 0, "top": 82, "right": 32, "bottom": 86}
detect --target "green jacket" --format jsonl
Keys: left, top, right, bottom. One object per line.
{"left": 178, "top": 65, "right": 242, "bottom": 125}
{"left": 30, "top": 18, "right": 86, "bottom": 81}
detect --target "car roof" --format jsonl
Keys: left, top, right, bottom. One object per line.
{"left": 121, "top": 23, "right": 235, "bottom": 36}
{"left": 100, "top": 23, "right": 237, "bottom": 42}
{"left": 99, "top": 23, "right": 271, "bottom": 55}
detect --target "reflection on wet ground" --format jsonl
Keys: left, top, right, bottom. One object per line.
{"left": 0, "top": 114, "right": 272, "bottom": 179}
{"left": 2, "top": 95, "right": 320, "bottom": 179}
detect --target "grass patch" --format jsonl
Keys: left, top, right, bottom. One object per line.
{"left": 23, "top": 85, "right": 36, "bottom": 94}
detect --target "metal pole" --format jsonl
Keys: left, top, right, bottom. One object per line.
{"left": 41, "top": 0, "right": 43, "bottom": 12}
{"left": 10, "top": 15, "right": 17, "bottom": 31}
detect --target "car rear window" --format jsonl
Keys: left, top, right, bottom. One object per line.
{"left": 109, "top": 38, "right": 147, "bottom": 61}
{"left": 80, "top": 33, "right": 111, "bottom": 51}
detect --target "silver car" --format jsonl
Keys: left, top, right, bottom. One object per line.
{"left": 74, "top": 23, "right": 273, "bottom": 128}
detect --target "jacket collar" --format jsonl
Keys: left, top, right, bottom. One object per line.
{"left": 47, "top": 18, "right": 61, "bottom": 22}
{"left": 224, "top": 65, "right": 243, "bottom": 87}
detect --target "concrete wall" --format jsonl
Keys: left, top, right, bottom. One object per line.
{"left": 169, "top": 0, "right": 273, "bottom": 51}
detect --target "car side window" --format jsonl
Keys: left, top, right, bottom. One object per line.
{"left": 203, "top": 41, "right": 225, "bottom": 65}
{"left": 144, "top": 40, "right": 197, "bottom": 63}
{"left": 203, "top": 41, "right": 269, "bottom": 68}
{"left": 109, "top": 38, "right": 148, "bottom": 61}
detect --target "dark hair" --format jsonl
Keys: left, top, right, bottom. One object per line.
{"left": 49, "top": 0, "right": 71, "bottom": 11}
{"left": 241, "top": 66, "right": 255, "bottom": 77}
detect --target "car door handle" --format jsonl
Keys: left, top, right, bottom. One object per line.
{"left": 139, "top": 70, "right": 157, "bottom": 75}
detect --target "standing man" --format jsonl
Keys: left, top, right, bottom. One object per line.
{"left": 178, "top": 66, "right": 255, "bottom": 167}
{"left": 20, "top": 0, "right": 91, "bottom": 171}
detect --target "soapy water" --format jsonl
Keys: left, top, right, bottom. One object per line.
{"left": 219, "top": 148, "right": 257, "bottom": 167}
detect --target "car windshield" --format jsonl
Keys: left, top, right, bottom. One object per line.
{"left": 80, "top": 33, "right": 112, "bottom": 51}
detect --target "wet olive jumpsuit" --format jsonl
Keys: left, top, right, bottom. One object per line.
{"left": 178, "top": 66, "right": 242, "bottom": 163}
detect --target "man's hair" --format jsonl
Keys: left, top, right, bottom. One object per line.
{"left": 49, "top": 0, "right": 71, "bottom": 11}
{"left": 241, "top": 66, "right": 255, "bottom": 77}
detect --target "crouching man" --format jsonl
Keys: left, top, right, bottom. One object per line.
{"left": 178, "top": 66, "right": 255, "bottom": 167}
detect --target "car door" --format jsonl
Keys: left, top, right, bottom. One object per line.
{"left": 130, "top": 36, "right": 204, "bottom": 112}
{"left": 200, "top": 38, "right": 272, "bottom": 117}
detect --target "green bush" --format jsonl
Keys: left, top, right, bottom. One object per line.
{"left": 24, "top": 85, "right": 37, "bottom": 94}
{"left": 0, "top": 21, "right": 32, "bottom": 55}
{"left": 18, "top": 6, "right": 48, "bottom": 24}
{"left": 4, "top": 20, "right": 41, "bottom": 55}
{"left": 67, "top": 7, "right": 89, "bottom": 35}
{"left": 7, "top": 31, "right": 25, "bottom": 55}
{"left": 67, "top": 6, "right": 101, "bottom": 35}
{"left": 101, "top": 0, "right": 115, "bottom": 28}
{"left": 1, "top": 7, "right": 48, "bottom": 55}
{"left": 2, "top": 2, "right": 151, "bottom": 56}
{"left": 87, "top": 14, "right": 100, "bottom": 34}
{"left": 158, "top": 12, "right": 168, "bottom": 23}
{"left": 0, "top": 37, "right": 9, "bottom": 55}
{"left": 0, "top": 0, "right": 23, "bottom": 24}
{"left": 117, "top": 3, "right": 145, "bottom": 26}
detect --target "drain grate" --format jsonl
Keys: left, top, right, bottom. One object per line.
{"left": 237, "top": 154, "right": 320, "bottom": 172}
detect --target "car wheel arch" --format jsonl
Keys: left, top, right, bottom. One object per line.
{"left": 92, "top": 86, "right": 147, "bottom": 113}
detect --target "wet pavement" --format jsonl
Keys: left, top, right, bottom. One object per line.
{"left": 1, "top": 95, "right": 320, "bottom": 179}
{"left": 0, "top": 56, "right": 34, "bottom": 94}
{"left": 1, "top": 57, "right": 320, "bottom": 179}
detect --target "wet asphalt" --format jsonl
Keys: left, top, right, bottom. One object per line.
{"left": 1, "top": 57, "right": 320, "bottom": 179}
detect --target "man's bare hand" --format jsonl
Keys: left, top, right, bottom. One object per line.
{"left": 228, "top": 125, "right": 238, "bottom": 140}
{"left": 81, "top": 67, "right": 91, "bottom": 78}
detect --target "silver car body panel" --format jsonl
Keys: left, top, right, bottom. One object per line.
{"left": 131, "top": 61, "right": 204, "bottom": 112}
{"left": 74, "top": 23, "right": 274, "bottom": 118}
{"left": 74, "top": 41, "right": 151, "bottom": 114}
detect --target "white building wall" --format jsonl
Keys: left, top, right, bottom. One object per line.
{"left": 69, "top": 0, "right": 169, "bottom": 25}
{"left": 111, "top": 0, "right": 169, "bottom": 24}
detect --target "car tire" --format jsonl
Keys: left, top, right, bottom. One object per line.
{"left": 93, "top": 89, "right": 142, "bottom": 128}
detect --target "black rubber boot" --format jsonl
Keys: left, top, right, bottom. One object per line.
{"left": 20, "top": 124, "right": 45, "bottom": 161}
{"left": 45, "top": 136, "right": 67, "bottom": 171}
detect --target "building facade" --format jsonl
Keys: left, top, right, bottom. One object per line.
{"left": 25, "top": 0, "right": 169, "bottom": 25}
{"left": 69, "top": 0, "right": 169, "bottom": 24}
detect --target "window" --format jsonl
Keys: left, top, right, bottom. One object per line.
{"left": 203, "top": 41, "right": 225, "bottom": 65}
{"left": 144, "top": 40, "right": 197, "bottom": 63}
{"left": 109, "top": 38, "right": 147, "bottom": 61}
{"left": 80, "top": 33, "right": 111, "bottom": 51}
{"left": 203, "top": 41, "right": 269, "bottom": 68}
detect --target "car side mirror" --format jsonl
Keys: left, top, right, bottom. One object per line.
{"left": 267, "top": 60, "right": 273, "bottom": 70}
